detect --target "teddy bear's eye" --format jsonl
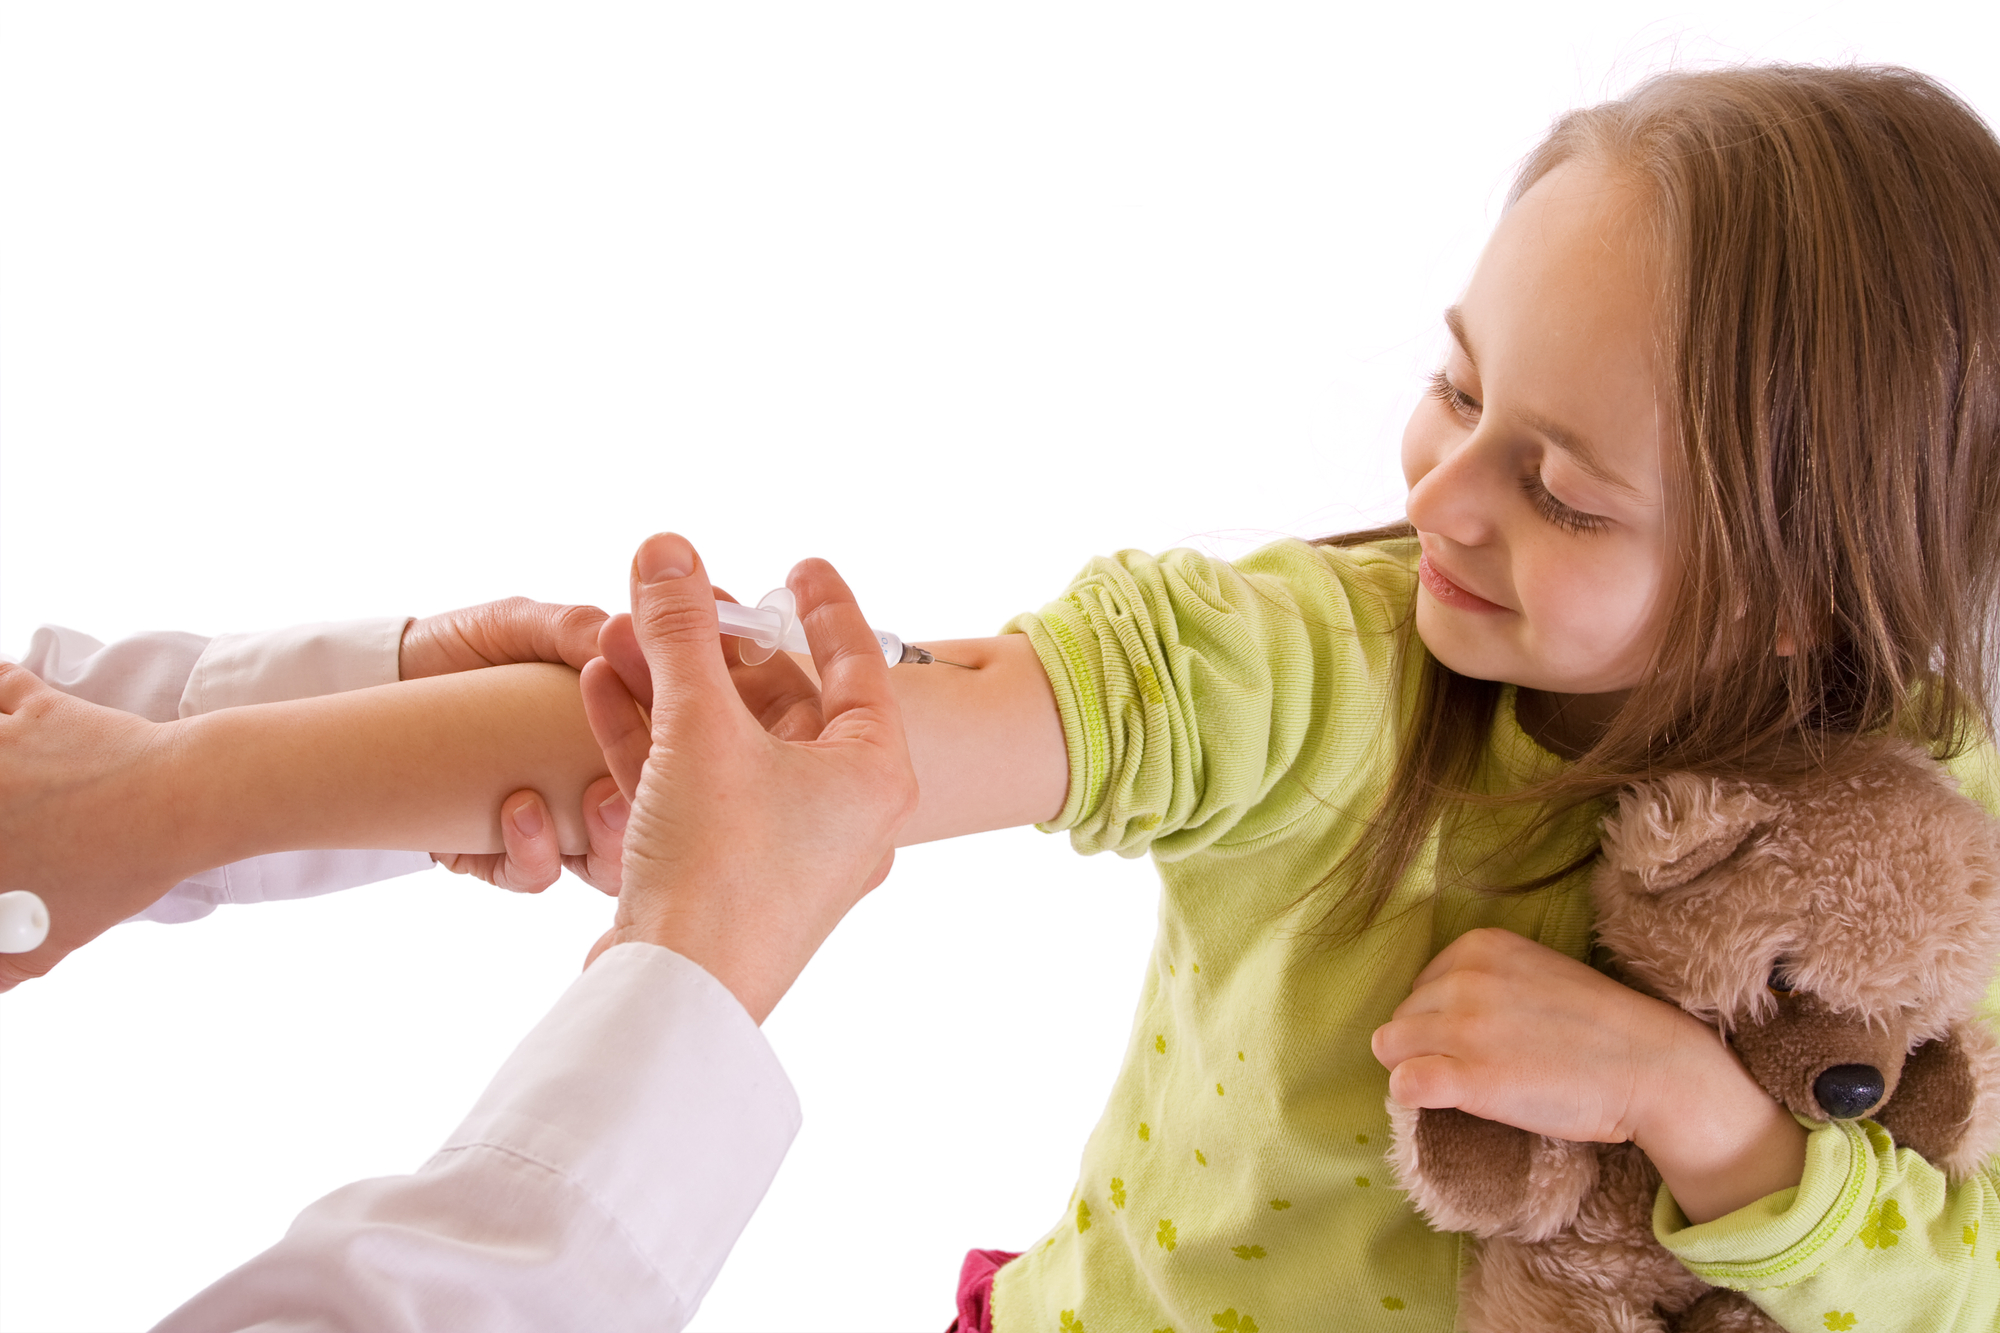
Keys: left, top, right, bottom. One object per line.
{"left": 1767, "top": 964, "right": 1795, "bottom": 995}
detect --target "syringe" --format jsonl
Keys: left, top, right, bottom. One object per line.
{"left": 715, "top": 588, "right": 966, "bottom": 667}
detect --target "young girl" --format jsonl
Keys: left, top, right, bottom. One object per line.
{"left": 832, "top": 63, "right": 2000, "bottom": 1330}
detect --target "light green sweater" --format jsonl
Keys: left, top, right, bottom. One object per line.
{"left": 994, "top": 536, "right": 2000, "bottom": 1333}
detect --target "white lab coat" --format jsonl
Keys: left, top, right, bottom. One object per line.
{"left": 152, "top": 941, "right": 798, "bottom": 1333}
{"left": 17, "top": 618, "right": 433, "bottom": 921}
{"left": 12, "top": 621, "right": 799, "bottom": 1331}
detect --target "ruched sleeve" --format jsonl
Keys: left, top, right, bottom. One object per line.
{"left": 1003, "top": 537, "right": 1421, "bottom": 861}
{"left": 1657, "top": 1118, "right": 2000, "bottom": 1331}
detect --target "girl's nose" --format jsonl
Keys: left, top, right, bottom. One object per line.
{"left": 1405, "top": 430, "right": 1499, "bottom": 548}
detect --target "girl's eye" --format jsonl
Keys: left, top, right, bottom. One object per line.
{"left": 1519, "top": 473, "right": 1606, "bottom": 535}
{"left": 1767, "top": 963, "right": 1795, "bottom": 995}
{"left": 1427, "top": 368, "right": 1479, "bottom": 420}
{"left": 1428, "top": 368, "right": 1606, "bottom": 536}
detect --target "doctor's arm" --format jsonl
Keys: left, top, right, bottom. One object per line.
{"left": 150, "top": 533, "right": 918, "bottom": 1333}
{"left": 0, "top": 659, "right": 609, "bottom": 989}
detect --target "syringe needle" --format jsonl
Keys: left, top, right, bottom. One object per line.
{"left": 897, "top": 644, "right": 971, "bottom": 668}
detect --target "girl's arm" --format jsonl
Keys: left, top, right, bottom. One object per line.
{"left": 1372, "top": 926, "right": 1810, "bottom": 1223}
{"left": 173, "top": 662, "right": 607, "bottom": 863}
{"left": 885, "top": 635, "right": 1069, "bottom": 844}
{"left": 1654, "top": 1130, "right": 2000, "bottom": 1333}
{"left": 736, "top": 633, "right": 1069, "bottom": 846}
{"left": 0, "top": 662, "right": 607, "bottom": 988}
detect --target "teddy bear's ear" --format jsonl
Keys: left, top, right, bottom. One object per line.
{"left": 1600, "top": 773, "right": 1780, "bottom": 893}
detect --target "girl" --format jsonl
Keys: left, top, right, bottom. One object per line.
{"left": 804, "top": 63, "right": 2000, "bottom": 1330}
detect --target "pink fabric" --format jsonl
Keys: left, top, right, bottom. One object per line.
{"left": 943, "top": 1248, "right": 1020, "bottom": 1333}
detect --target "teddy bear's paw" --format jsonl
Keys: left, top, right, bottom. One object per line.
{"left": 1388, "top": 1101, "right": 1599, "bottom": 1241}
{"left": 1877, "top": 1022, "right": 2000, "bottom": 1179}
{"left": 1668, "top": 1288, "right": 1783, "bottom": 1332}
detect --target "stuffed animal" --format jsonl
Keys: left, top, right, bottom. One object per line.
{"left": 1387, "top": 736, "right": 2000, "bottom": 1333}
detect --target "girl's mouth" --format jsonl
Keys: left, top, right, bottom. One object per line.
{"left": 1417, "top": 552, "right": 1508, "bottom": 613}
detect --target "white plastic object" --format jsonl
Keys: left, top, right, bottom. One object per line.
{"left": 0, "top": 891, "right": 49, "bottom": 954}
{"left": 713, "top": 588, "right": 909, "bottom": 666}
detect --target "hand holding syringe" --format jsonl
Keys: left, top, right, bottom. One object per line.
{"left": 718, "top": 587, "right": 967, "bottom": 667}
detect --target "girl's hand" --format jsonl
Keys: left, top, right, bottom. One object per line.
{"left": 1371, "top": 926, "right": 1807, "bottom": 1222}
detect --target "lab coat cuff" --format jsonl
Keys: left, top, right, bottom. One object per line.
{"left": 434, "top": 942, "right": 801, "bottom": 1310}
{"left": 180, "top": 616, "right": 410, "bottom": 715}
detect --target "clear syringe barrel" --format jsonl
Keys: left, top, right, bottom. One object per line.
{"left": 712, "top": 589, "right": 913, "bottom": 666}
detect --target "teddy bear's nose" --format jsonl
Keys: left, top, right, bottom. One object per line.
{"left": 1814, "top": 1064, "right": 1886, "bottom": 1118}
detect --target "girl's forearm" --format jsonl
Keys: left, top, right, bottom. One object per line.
{"left": 1636, "top": 1040, "right": 1810, "bottom": 1224}
{"left": 168, "top": 663, "right": 608, "bottom": 873}
{"left": 782, "top": 634, "right": 1067, "bottom": 845}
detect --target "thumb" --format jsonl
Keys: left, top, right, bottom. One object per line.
{"left": 628, "top": 532, "right": 736, "bottom": 719}
{"left": 0, "top": 662, "right": 48, "bottom": 714}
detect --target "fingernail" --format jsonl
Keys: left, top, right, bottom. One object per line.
{"left": 598, "top": 791, "right": 630, "bottom": 832}
{"left": 511, "top": 799, "right": 546, "bottom": 839}
{"left": 635, "top": 533, "right": 694, "bottom": 584}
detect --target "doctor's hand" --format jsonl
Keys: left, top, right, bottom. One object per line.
{"left": 399, "top": 596, "right": 609, "bottom": 680}
{"left": 402, "top": 596, "right": 622, "bottom": 894}
{"left": 578, "top": 532, "right": 918, "bottom": 1023}
{"left": 430, "top": 777, "right": 627, "bottom": 897}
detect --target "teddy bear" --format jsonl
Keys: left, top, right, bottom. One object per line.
{"left": 1386, "top": 736, "right": 2000, "bottom": 1333}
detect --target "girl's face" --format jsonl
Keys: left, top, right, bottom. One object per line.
{"left": 1401, "top": 158, "right": 1672, "bottom": 704}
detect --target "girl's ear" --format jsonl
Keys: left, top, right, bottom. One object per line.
{"left": 1600, "top": 773, "right": 1780, "bottom": 893}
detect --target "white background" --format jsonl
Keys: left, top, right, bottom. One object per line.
{"left": 3, "top": 4, "right": 1997, "bottom": 1330}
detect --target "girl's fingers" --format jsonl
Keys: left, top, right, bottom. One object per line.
{"left": 1385, "top": 1053, "right": 1471, "bottom": 1110}
{"left": 579, "top": 657, "right": 651, "bottom": 801}
{"left": 1410, "top": 926, "right": 1523, "bottom": 990}
{"left": 1371, "top": 1010, "right": 1458, "bottom": 1070}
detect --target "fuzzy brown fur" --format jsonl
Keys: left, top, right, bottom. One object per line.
{"left": 1387, "top": 737, "right": 2000, "bottom": 1332}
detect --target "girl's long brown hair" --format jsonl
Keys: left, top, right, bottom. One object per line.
{"left": 1312, "top": 65, "right": 2000, "bottom": 938}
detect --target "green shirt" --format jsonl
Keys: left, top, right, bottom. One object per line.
{"left": 995, "top": 536, "right": 2000, "bottom": 1333}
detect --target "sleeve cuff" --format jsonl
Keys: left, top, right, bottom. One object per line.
{"left": 180, "top": 617, "right": 411, "bottom": 716}
{"left": 1655, "top": 1116, "right": 1886, "bottom": 1290}
{"left": 1001, "top": 603, "right": 1098, "bottom": 839}
{"left": 17, "top": 625, "right": 212, "bottom": 722}
{"left": 127, "top": 849, "right": 436, "bottom": 924}
{"left": 432, "top": 942, "right": 801, "bottom": 1309}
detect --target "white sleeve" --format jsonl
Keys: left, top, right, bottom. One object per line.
{"left": 14, "top": 621, "right": 434, "bottom": 922}
{"left": 16, "top": 624, "right": 213, "bottom": 723}
{"left": 151, "top": 943, "right": 801, "bottom": 1333}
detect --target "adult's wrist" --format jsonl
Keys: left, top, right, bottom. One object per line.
{"left": 596, "top": 871, "right": 824, "bottom": 1027}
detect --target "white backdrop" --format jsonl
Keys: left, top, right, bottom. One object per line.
{"left": 3, "top": 5, "right": 1996, "bottom": 1330}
